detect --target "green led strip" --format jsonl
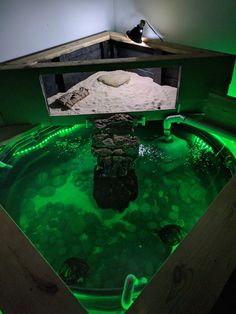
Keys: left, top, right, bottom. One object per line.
{"left": 13, "top": 124, "right": 83, "bottom": 157}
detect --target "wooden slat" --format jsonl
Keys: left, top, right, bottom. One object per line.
{"left": 109, "top": 32, "right": 225, "bottom": 56}
{"left": 0, "top": 205, "right": 87, "bottom": 314}
{"left": 1, "top": 31, "right": 228, "bottom": 69}
{"left": 0, "top": 52, "right": 228, "bottom": 72}
{"left": 204, "top": 93, "right": 236, "bottom": 131}
{"left": 2, "top": 31, "right": 110, "bottom": 65}
{"left": 127, "top": 174, "right": 236, "bottom": 314}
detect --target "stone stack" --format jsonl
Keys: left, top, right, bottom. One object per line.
{"left": 92, "top": 114, "right": 139, "bottom": 212}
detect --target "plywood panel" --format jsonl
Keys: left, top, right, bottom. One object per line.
{"left": 0, "top": 205, "right": 87, "bottom": 314}
{"left": 127, "top": 174, "right": 236, "bottom": 314}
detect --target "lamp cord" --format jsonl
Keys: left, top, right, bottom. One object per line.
{"left": 146, "top": 20, "right": 164, "bottom": 41}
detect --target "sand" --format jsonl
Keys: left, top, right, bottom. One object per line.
{"left": 47, "top": 70, "right": 177, "bottom": 116}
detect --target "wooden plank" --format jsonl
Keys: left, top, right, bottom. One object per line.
{"left": 109, "top": 32, "right": 225, "bottom": 56}
{"left": 2, "top": 31, "right": 110, "bottom": 65}
{"left": 1, "top": 31, "right": 229, "bottom": 69}
{"left": 127, "top": 174, "right": 236, "bottom": 314}
{"left": 0, "top": 205, "right": 87, "bottom": 314}
{"left": 204, "top": 93, "right": 236, "bottom": 131}
{"left": 0, "top": 53, "right": 228, "bottom": 72}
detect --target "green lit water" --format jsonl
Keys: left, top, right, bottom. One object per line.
{"left": 0, "top": 124, "right": 233, "bottom": 291}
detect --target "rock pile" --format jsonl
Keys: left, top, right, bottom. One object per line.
{"left": 92, "top": 114, "right": 139, "bottom": 211}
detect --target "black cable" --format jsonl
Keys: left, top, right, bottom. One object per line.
{"left": 146, "top": 20, "right": 164, "bottom": 41}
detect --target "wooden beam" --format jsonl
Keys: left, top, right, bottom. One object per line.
{"left": 204, "top": 93, "right": 236, "bottom": 131}
{"left": 1, "top": 31, "right": 229, "bottom": 69}
{"left": 0, "top": 53, "right": 228, "bottom": 72}
{"left": 0, "top": 205, "right": 87, "bottom": 314}
{"left": 109, "top": 32, "right": 226, "bottom": 56}
{"left": 127, "top": 174, "right": 236, "bottom": 314}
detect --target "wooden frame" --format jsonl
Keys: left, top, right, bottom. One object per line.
{"left": 0, "top": 205, "right": 87, "bottom": 314}
{"left": 0, "top": 31, "right": 218, "bottom": 66}
{"left": 0, "top": 31, "right": 234, "bottom": 126}
{"left": 127, "top": 174, "right": 236, "bottom": 314}
{"left": 0, "top": 31, "right": 236, "bottom": 313}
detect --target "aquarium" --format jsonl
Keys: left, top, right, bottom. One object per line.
{"left": 0, "top": 120, "right": 235, "bottom": 313}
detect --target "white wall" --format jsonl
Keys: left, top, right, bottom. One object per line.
{"left": 114, "top": 0, "right": 236, "bottom": 54}
{"left": 1, "top": 0, "right": 235, "bottom": 62}
{"left": 0, "top": 0, "right": 114, "bottom": 62}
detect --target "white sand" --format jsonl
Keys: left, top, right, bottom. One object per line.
{"left": 47, "top": 70, "right": 177, "bottom": 116}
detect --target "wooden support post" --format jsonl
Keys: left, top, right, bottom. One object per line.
{"left": 52, "top": 57, "right": 66, "bottom": 92}
{"left": 127, "top": 174, "right": 236, "bottom": 314}
{"left": 99, "top": 42, "right": 105, "bottom": 59}
{"left": 0, "top": 205, "right": 87, "bottom": 314}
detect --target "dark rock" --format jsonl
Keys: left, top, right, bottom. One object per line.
{"left": 93, "top": 168, "right": 138, "bottom": 212}
{"left": 94, "top": 114, "right": 134, "bottom": 135}
{"left": 91, "top": 113, "right": 139, "bottom": 212}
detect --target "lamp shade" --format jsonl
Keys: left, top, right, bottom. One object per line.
{"left": 126, "top": 20, "right": 146, "bottom": 43}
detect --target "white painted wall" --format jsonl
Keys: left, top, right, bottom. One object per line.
{"left": 1, "top": 0, "right": 235, "bottom": 62}
{"left": 0, "top": 0, "right": 114, "bottom": 62}
{"left": 114, "top": 0, "right": 236, "bottom": 54}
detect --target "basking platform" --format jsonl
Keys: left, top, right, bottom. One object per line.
{"left": 0, "top": 31, "right": 235, "bottom": 128}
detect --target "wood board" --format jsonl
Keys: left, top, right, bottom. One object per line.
{"left": 0, "top": 205, "right": 87, "bottom": 314}
{"left": 127, "top": 174, "right": 236, "bottom": 314}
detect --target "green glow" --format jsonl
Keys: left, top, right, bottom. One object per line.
{"left": 12, "top": 124, "right": 83, "bottom": 157}
{"left": 190, "top": 135, "right": 214, "bottom": 154}
{"left": 209, "top": 132, "right": 236, "bottom": 158}
{"left": 73, "top": 290, "right": 138, "bottom": 313}
{"left": 228, "top": 60, "right": 236, "bottom": 97}
{"left": 0, "top": 123, "right": 234, "bottom": 313}
{"left": 0, "top": 310, "right": 3, "bottom": 314}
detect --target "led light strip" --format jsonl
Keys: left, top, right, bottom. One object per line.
{"left": 13, "top": 124, "right": 83, "bottom": 157}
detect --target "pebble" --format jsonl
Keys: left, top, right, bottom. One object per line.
{"left": 51, "top": 175, "right": 67, "bottom": 187}
{"left": 179, "top": 182, "right": 190, "bottom": 203}
{"left": 24, "top": 188, "right": 36, "bottom": 198}
{"left": 51, "top": 167, "right": 64, "bottom": 177}
{"left": 39, "top": 186, "right": 56, "bottom": 197}
{"left": 190, "top": 183, "right": 206, "bottom": 201}
{"left": 21, "top": 199, "right": 35, "bottom": 214}
{"left": 35, "top": 172, "right": 49, "bottom": 188}
{"left": 102, "top": 209, "right": 115, "bottom": 220}
{"left": 70, "top": 216, "right": 86, "bottom": 234}
{"left": 177, "top": 219, "right": 185, "bottom": 227}
{"left": 71, "top": 245, "right": 80, "bottom": 255}
{"left": 168, "top": 211, "right": 179, "bottom": 221}
{"left": 128, "top": 202, "right": 138, "bottom": 211}
{"left": 147, "top": 221, "right": 158, "bottom": 230}
{"left": 140, "top": 202, "right": 151, "bottom": 213}
{"left": 125, "top": 223, "right": 137, "bottom": 233}
{"left": 58, "top": 247, "right": 67, "bottom": 256}
{"left": 171, "top": 205, "right": 179, "bottom": 212}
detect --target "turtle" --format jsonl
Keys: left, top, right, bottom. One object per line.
{"left": 59, "top": 257, "right": 89, "bottom": 286}
{"left": 157, "top": 224, "right": 186, "bottom": 247}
